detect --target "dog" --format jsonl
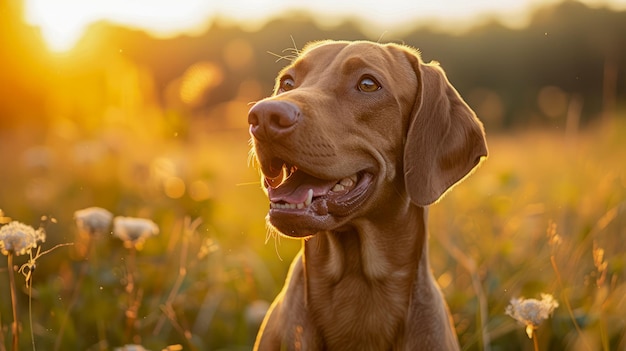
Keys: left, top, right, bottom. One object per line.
{"left": 247, "top": 40, "right": 487, "bottom": 350}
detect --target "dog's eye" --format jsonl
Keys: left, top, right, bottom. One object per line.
{"left": 278, "top": 76, "right": 295, "bottom": 93}
{"left": 357, "top": 76, "right": 381, "bottom": 92}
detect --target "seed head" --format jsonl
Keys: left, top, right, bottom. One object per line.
{"left": 506, "top": 293, "right": 559, "bottom": 338}
{"left": 75, "top": 207, "right": 113, "bottom": 236}
{"left": 0, "top": 221, "right": 46, "bottom": 256}
{"left": 113, "top": 216, "right": 159, "bottom": 250}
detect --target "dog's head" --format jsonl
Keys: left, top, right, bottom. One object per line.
{"left": 248, "top": 40, "right": 487, "bottom": 238}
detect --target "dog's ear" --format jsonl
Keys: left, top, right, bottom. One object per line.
{"left": 403, "top": 58, "right": 488, "bottom": 207}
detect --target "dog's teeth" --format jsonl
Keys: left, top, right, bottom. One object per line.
{"left": 270, "top": 189, "right": 313, "bottom": 210}
{"left": 332, "top": 184, "right": 345, "bottom": 192}
{"left": 331, "top": 175, "right": 356, "bottom": 192}
{"left": 270, "top": 201, "right": 307, "bottom": 210}
{"left": 305, "top": 189, "right": 313, "bottom": 207}
{"left": 350, "top": 174, "right": 358, "bottom": 183}
{"left": 339, "top": 177, "right": 354, "bottom": 187}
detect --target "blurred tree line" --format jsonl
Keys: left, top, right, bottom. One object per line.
{"left": 1, "top": 0, "right": 624, "bottom": 133}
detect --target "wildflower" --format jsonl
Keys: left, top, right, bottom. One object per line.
{"left": 506, "top": 293, "right": 559, "bottom": 338}
{"left": 74, "top": 207, "right": 113, "bottom": 236}
{"left": 0, "top": 221, "right": 46, "bottom": 256}
{"left": 113, "top": 216, "right": 159, "bottom": 249}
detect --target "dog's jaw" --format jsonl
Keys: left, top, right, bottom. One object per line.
{"left": 263, "top": 168, "right": 376, "bottom": 238}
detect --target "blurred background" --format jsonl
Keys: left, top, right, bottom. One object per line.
{"left": 0, "top": 0, "right": 625, "bottom": 349}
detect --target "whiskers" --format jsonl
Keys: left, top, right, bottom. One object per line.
{"left": 247, "top": 139, "right": 284, "bottom": 260}
{"left": 267, "top": 49, "right": 298, "bottom": 63}
{"left": 267, "top": 36, "right": 300, "bottom": 63}
{"left": 247, "top": 143, "right": 260, "bottom": 168}
{"left": 376, "top": 32, "right": 388, "bottom": 43}
{"left": 264, "top": 219, "right": 284, "bottom": 261}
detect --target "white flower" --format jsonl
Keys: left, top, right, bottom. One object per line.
{"left": 113, "top": 216, "right": 159, "bottom": 249}
{"left": 506, "top": 293, "right": 559, "bottom": 338}
{"left": 0, "top": 221, "right": 46, "bottom": 256}
{"left": 74, "top": 207, "right": 113, "bottom": 236}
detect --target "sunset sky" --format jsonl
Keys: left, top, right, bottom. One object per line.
{"left": 24, "top": 0, "right": 626, "bottom": 52}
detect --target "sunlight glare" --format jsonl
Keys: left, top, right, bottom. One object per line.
{"left": 24, "top": 0, "right": 212, "bottom": 53}
{"left": 24, "top": 0, "right": 626, "bottom": 53}
{"left": 24, "top": 0, "right": 96, "bottom": 52}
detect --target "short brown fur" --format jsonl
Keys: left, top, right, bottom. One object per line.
{"left": 248, "top": 40, "right": 487, "bottom": 350}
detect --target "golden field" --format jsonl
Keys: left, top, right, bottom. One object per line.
{"left": 1, "top": 117, "right": 625, "bottom": 350}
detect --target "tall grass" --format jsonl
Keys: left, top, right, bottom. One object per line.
{"left": 0, "top": 117, "right": 625, "bottom": 349}
{"left": 429, "top": 121, "right": 626, "bottom": 350}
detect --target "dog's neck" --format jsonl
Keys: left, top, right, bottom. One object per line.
{"left": 303, "top": 202, "right": 429, "bottom": 283}
{"left": 300, "top": 203, "right": 438, "bottom": 348}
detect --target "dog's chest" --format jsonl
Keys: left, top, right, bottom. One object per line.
{"left": 307, "top": 272, "right": 410, "bottom": 350}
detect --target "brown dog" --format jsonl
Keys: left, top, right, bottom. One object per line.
{"left": 248, "top": 40, "right": 487, "bottom": 350}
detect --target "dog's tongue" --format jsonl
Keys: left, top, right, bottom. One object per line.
{"left": 268, "top": 170, "right": 336, "bottom": 204}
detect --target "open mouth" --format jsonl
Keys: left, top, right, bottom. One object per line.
{"left": 263, "top": 158, "right": 374, "bottom": 219}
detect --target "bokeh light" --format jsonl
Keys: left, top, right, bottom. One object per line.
{"left": 1, "top": 0, "right": 626, "bottom": 349}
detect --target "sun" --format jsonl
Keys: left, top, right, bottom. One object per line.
{"left": 24, "top": 0, "right": 100, "bottom": 52}
{"left": 33, "top": 19, "right": 90, "bottom": 53}
{"left": 23, "top": 0, "right": 214, "bottom": 53}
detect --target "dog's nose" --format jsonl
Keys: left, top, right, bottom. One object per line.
{"left": 248, "top": 100, "right": 300, "bottom": 140}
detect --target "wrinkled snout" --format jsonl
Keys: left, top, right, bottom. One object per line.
{"left": 248, "top": 100, "right": 301, "bottom": 141}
